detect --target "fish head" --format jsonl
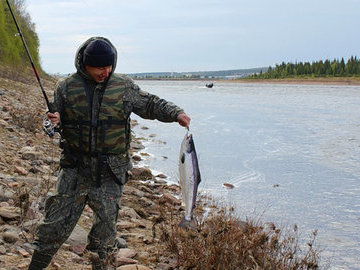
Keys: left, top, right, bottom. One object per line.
{"left": 184, "top": 133, "right": 195, "bottom": 153}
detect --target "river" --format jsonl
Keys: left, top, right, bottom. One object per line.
{"left": 131, "top": 80, "right": 360, "bottom": 269}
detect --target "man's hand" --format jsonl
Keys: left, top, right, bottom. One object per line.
{"left": 177, "top": 113, "right": 191, "bottom": 129}
{"left": 47, "top": 112, "right": 60, "bottom": 127}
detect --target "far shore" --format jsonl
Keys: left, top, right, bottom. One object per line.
{"left": 134, "top": 76, "right": 360, "bottom": 86}
{"left": 226, "top": 77, "right": 360, "bottom": 86}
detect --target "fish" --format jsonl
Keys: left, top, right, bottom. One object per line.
{"left": 178, "top": 132, "right": 201, "bottom": 228}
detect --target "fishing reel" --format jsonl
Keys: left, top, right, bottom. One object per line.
{"left": 43, "top": 117, "right": 55, "bottom": 137}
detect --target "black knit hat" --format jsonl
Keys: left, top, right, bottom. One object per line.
{"left": 83, "top": 39, "right": 115, "bottom": 67}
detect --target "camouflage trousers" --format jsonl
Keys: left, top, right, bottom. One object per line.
{"left": 28, "top": 162, "right": 126, "bottom": 269}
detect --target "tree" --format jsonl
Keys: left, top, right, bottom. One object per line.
{"left": 0, "top": 0, "right": 41, "bottom": 70}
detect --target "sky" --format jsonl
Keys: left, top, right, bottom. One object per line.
{"left": 25, "top": 0, "right": 360, "bottom": 75}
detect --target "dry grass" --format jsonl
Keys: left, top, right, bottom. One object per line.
{"left": 159, "top": 205, "right": 322, "bottom": 270}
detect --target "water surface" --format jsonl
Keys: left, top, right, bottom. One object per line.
{"left": 132, "top": 80, "right": 360, "bottom": 269}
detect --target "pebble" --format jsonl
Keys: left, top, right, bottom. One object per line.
{"left": 2, "top": 231, "right": 19, "bottom": 243}
{"left": 113, "top": 256, "right": 138, "bottom": 267}
{"left": 17, "top": 248, "right": 30, "bottom": 257}
{"left": 117, "top": 265, "right": 151, "bottom": 270}
{"left": 117, "top": 248, "right": 137, "bottom": 259}
{"left": 0, "top": 245, "right": 6, "bottom": 254}
{"left": 14, "top": 166, "right": 28, "bottom": 175}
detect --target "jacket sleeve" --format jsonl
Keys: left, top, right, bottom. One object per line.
{"left": 47, "top": 78, "right": 67, "bottom": 132}
{"left": 50, "top": 79, "right": 66, "bottom": 114}
{"left": 124, "top": 79, "right": 184, "bottom": 122}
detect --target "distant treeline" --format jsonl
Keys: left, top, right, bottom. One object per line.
{"left": 250, "top": 56, "right": 360, "bottom": 79}
{"left": 128, "top": 67, "right": 267, "bottom": 79}
{"left": 0, "top": 0, "right": 41, "bottom": 70}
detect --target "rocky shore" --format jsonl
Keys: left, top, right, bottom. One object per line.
{"left": 0, "top": 72, "right": 323, "bottom": 270}
{"left": 0, "top": 74, "right": 184, "bottom": 269}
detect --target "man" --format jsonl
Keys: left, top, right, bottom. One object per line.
{"left": 28, "top": 36, "right": 190, "bottom": 270}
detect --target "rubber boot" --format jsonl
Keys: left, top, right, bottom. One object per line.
{"left": 88, "top": 251, "right": 110, "bottom": 270}
{"left": 28, "top": 250, "right": 53, "bottom": 270}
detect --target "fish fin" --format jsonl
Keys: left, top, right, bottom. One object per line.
{"left": 178, "top": 216, "right": 197, "bottom": 230}
{"left": 181, "top": 153, "right": 185, "bottom": 164}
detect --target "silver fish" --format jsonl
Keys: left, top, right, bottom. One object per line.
{"left": 178, "top": 132, "right": 201, "bottom": 227}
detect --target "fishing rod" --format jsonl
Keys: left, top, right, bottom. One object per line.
{"left": 5, "top": 0, "right": 54, "bottom": 136}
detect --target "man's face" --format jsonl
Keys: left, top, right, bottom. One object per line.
{"left": 85, "top": 65, "right": 113, "bottom": 83}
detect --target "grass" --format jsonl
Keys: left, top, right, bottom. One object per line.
{"left": 159, "top": 203, "right": 322, "bottom": 270}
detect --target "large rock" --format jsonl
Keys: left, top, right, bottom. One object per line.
{"left": 116, "top": 221, "right": 137, "bottom": 230}
{"left": 0, "top": 185, "right": 15, "bottom": 201}
{"left": 2, "top": 231, "right": 19, "bottom": 243}
{"left": 159, "top": 193, "right": 181, "bottom": 206}
{"left": 117, "top": 248, "right": 137, "bottom": 259}
{"left": 14, "top": 166, "right": 28, "bottom": 175}
{"left": 118, "top": 206, "right": 141, "bottom": 220}
{"left": 65, "top": 224, "right": 88, "bottom": 254}
{"left": 129, "top": 167, "right": 153, "bottom": 180}
{"left": 0, "top": 206, "right": 20, "bottom": 220}
{"left": 130, "top": 141, "right": 145, "bottom": 150}
{"left": 113, "top": 256, "right": 138, "bottom": 267}
{"left": 20, "top": 146, "right": 41, "bottom": 160}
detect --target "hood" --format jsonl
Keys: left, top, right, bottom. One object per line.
{"left": 74, "top": 36, "right": 118, "bottom": 80}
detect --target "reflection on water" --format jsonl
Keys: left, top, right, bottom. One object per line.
{"left": 132, "top": 80, "right": 360, "bottom": 269}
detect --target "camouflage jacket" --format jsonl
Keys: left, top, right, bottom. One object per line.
{"left": 51, "top": 37, "right": 184, "bottom": 169}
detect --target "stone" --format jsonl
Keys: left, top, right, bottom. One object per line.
{"left": 139, "top": 185, "right": 153, "bottom": 195}
{"left": 159, "top": 193, "right": 181, "bottom": 206}
{"left": 223, "top": 182, "right": 234, "bottom": 189}
{"left": 65, "top": 224, "right": 88, "bottom": 252}
{"left": 52, "top": 262, "right": 61, "bottom": 269}
{"left": 114, "top": 237, "right": 127, "bottom": 249}
{"left": 34, "top": 132, "right": 44, "bottom": 140}
{"left": 14, "top": 166, "right": 28, "bottom": 175}
{"left": 20, "top": 146, "right": 40, "bottom": 160}
{"left": 113, "top": 256, "right": 138, "bottom": 267}
{"left": 118, "top": 206, "right": 141, "bottom": 220}
{"left": 71, "top": 244, "right": 85, "bottom": 255}
{"left": 0, "top": 119, "right": 8, "bottom": 127}
{"left": 0, "top": 206, "right": 20, "bottom": 220}
{"left": 157, "top": 263, "right": 173, "bottom": 270}
{"left": 17, "top": 248, "right": 30, "bottom": 257}
{"left": 129, "top": 167, "right": 153, "bottom": 180}
{"left": 117, "top": 248, "right": 137, "bottom": 259}
{"left": 153, "top": 179, "right": 167, "bottom": 185}
{"left": 16, "top": 262, "right": 29, "bottom": 270}
{"left": 7, "top": 182, "right": 19, "bottom": 188}
{"left": 131, "top": 219, "right": 148, "bottom": 229}
{"left": 132, "top": 155, "right": 142, "bottom": 162}
{"left": 22, "top": 243, "right": 36, "bottom": 254}
{"left": 0, "top": 245, "right": 6, "bottom": 254}
{"left": 0, "top": 185, "right": 15, "bottom": 201}
{"left": 130, "top": 142, "right": 145, "bottom": 150}
{"left": 156, "top": 173, "right": 167, "bottom": 179}
{"left": 116, "top": 221, "right": 136, "bottom": 230}
{"left": 2, "top": 231, "right": 19, "bottom": 243}
{"left": 0, "top": 202, "right": 9, "bottom": 207}
{"left": 66, "top": 251, "right": 84, "bottom": 264}
{"left": 116, "top": 265, "right": 151, "bottom": 270}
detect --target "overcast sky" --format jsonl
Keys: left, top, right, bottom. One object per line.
{"left": 26, "top": 0, "right": 360, "bottom": 74}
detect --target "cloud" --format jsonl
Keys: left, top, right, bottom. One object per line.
{"left": 27, "top": 0, "right": 360, "bottom": 74}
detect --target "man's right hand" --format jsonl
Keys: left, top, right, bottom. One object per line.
{"left": 47, "top": 112, "right": 60, "bottom": 127}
